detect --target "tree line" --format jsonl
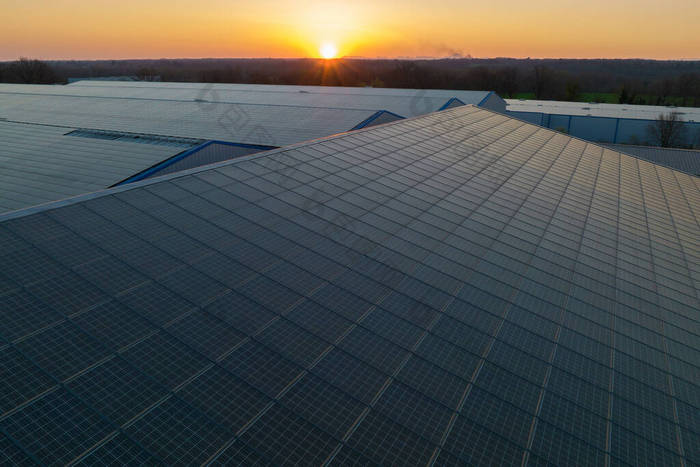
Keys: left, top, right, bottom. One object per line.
{"left": 1, "top": 57, "right": 699, "bottom": 106}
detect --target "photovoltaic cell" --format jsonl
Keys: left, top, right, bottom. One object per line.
{"left": 78, "top": 433, "right": 162, "bottom": 465}
{"left": 124, "top": 396, "right": 231, "bottom": 465}
{"left": 0, "top": 105, "right": 697, "bottom": 465}
{"left": 0, "top": 346, "right": 55, "bottom": 414}
{"left": 0, "top": 389, "right": 113, "bottom": 465}
{"left": 66, "top": 356, "right": 166, "bottom": 426}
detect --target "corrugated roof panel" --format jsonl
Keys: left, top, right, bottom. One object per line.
{"left": 0, "top": 105, "right": 697, "bottom": 465}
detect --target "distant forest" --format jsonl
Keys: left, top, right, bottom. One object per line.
{"left": 1, "top": 57, "right": 699, "bottom": 106}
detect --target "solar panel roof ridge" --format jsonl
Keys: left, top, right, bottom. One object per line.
{"left": 0, "top": 89, "right": 404, "bottom": 114}
{"left": 0, "top": 105, "right": 474, "bottom": 223}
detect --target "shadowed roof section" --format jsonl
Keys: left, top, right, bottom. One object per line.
{"left": 0, "top": 105, "right": 698, "bottom": 465}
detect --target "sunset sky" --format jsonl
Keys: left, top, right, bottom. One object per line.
{"left": 2, "top": 0, "right": 699, "bottom": 60}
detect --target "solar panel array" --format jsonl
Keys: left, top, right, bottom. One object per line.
{"left": 0, "top": 91, "right": 398, "bottom": 147}
{"left": 603, "top": 144, "right": 700, "bottom": 176}
{"left": 0, "top": 105, "right": 698, "bottom": 466}
{"left": 0, "top": 121, "right": 187, "bottom": 214}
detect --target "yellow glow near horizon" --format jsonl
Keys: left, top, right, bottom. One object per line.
{"left": 320, "top": 43, "right": 338, "bottom": 59}
{"left": 0, "top": 1, "right": 699, "bottom": 60}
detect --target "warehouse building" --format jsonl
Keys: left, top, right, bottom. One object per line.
{"left": 506, "top": 99, "right": 700, "bottom": 147}
{"left": 0, "top": 105, "right": 697, "bottom": 466}
{"left": 0, "top": 83, "right": 503, "bottom": 213}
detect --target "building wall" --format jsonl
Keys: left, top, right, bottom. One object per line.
{"left": 506, "top": 110, "right": 700, "bottom": 147}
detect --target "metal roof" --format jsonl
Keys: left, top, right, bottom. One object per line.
{"left": 603, "top": 144, "right": 700, "bottom": 176}
{"left": 0, "top": 88, "right": 401, "bottom": 147}
{"left": 2, "top": 82, "right": 502, "bottom": 117}
{"left": 0, "top": 105, "right": 698, "bottom": 466}
{"left": 0, "top": 121, "right": 193, "bottom": 214}
{"left": 506, "top": 99, "right": 700, "bottom": 121}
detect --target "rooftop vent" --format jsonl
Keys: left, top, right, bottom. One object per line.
{"left": 65, "top": 129, "right": 203, "bottom": 148}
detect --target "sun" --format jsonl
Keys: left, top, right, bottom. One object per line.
{"left": 320, "top": 42, "right": 338, "bottom": 59}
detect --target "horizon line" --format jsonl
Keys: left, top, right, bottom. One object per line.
{"left": 2, "top": 56, "right": 700, "bottom": 63}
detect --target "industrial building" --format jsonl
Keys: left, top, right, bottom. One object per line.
{"left": 506, "top": 99, "right": 700, "bottom": 147}
{"left": 0, "top": 105, "right": 697, "bottom": 466}
{"left": 0, "top": 82, "right": 504, "bottom": 213}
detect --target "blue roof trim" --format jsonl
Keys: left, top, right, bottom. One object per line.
{"left": 477, "top": 91, "right": 494, "bottom": 107}
{"left": 351, "top": 110, "right": 405, "bottom": 131}
{"left": 437, "top": 97, "right": 466, "bottom": 111}
{"left": 115, "top": 140, "right": 278, "bottom": 186}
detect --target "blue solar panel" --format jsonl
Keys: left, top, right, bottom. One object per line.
{"left": 0, "top": 105, "right": 698, "bottom": 465}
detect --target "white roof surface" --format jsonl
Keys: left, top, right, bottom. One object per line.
{"left": 506, "top": 99, "right": 700, "bottom": 122}
{"left": 0, "top": 121, "right": 187, "bottom": 213}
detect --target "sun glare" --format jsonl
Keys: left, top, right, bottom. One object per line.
{"left": 320, "top": 43, "right": 338, "bottom": 59}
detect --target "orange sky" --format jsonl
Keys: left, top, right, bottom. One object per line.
{"left": 2, "top": 0, "right": 699, "bottom": 60}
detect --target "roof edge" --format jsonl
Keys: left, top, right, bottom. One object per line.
{"left": 112, "top": 140, "right": 278, "bottom": 187}
{"left": 438, "top": 97, "right": 466, "bottom": 111}
{"left": 350, "top": 110, "right": 406, "bottom": 130}
{"left": 477, "top": 91, "right": 495, "bottom": 107}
